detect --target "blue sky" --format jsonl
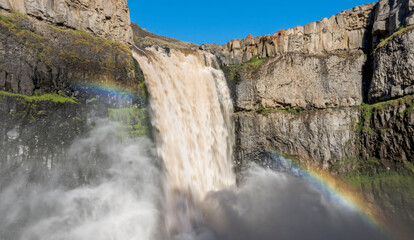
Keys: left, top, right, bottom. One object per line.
{"left": 128, "top": 0, "right": 375, "bottom": 45}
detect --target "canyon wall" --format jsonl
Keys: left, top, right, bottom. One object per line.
{"left": 0, "top": 6, "right": 147, "bottom": 180}
{"left": 213, "top": 0, "right": 414, "bottom": 173}
{"left": 215, "top": 0, "right": 414, "bottom": 227}
{"left": 202, "top": 3, "right": 375, "bottom": 65}
{"left": 233, "top": 52, "right": 365, "bottom": 111}
{"left": 0, "top": 0, "right": 133, "bottom": 44}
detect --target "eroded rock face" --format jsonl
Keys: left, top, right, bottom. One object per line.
{"left": 358, "top": 96, "right": 414, "bottom": 166}
{"left": 369, "top": 30, "right": 414, "bottom": 102}
{"left": 0, "top": 0, "right": 133, "bottom": 44}
{"left": 202, "top": 3, "right": 375, "bottom": 65}
{"left": 233, "top": 51, "right": 365, "bottom": 110}
{"left": 0, "top": 11, "right": 140, "bottom": 96}
{"left": 0, "top": 10, "right": 148, "bottom": 179}
{"left": 235, "top": 95, "right": 414, "bottom": 173}
{"left": 235, "top": 108, "right": 360, "bottom": 171}
{"left": 372, "top": 0, "right": 414, "bottom": 44}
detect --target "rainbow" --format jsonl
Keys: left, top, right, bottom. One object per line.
{"left": 72, "top": 82, "right": 136, "bottom": 100}
{"left": 266, "top": 152, "right": 393, "bottom": 238}
{"left": 69, "top": 82, "right": 395, "bottom": 238}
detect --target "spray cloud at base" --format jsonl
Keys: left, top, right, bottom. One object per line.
{"left": 0, "top": 120, "right": 162, "bottom": 240}
{"left": 0, "top": 47, "right": 394, "bottom": 240}
{"left": 133, "top": 47, "right": 391, "bottom": 240}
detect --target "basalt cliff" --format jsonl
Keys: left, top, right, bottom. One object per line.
{"left": 202, "top": 0, "right": 414, "bottom": 230}
{"left": 0, "top": 0, "right": 413, "bottom": 238}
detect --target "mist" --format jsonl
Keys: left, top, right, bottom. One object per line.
{"left": 0, "top": 120, "right": 162, "bottom": 240}
{"left": 0, "top": 121, "right": 392, "bottom": 240}
{"left": 184, "top": 167, "right": 391, "bottom": 240}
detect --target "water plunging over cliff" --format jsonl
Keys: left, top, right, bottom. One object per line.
{"left": 133, "top": 47, "right": 235, "bottom": 235}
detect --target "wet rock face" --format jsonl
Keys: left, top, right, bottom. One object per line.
{"left": 0, "top": 10, "right": 148, "bottom": 183}
{"left": 369, "top": 30, "right": 414, "bottom": 102}
{"left": 0, "top": 96, "right": 85, "bottom": 179}
{"left": 0, "top": 0, "right": 133, "bottom": 44}
{"left": 202, "top": 3, "right": 375, "bottom": 65}
{"left": 234, "top": 51, "right": 365, "bottom": 110}
{"left": 0, "top": 91, "right": 148, "bottom": 185}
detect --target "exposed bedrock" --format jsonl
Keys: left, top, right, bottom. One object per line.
{"left": 217, "top": 0, "right": 414, "bottom": 171}
{"left": 235, "top": 108, "right": 360, "bottom": 171}
{"left": 0, "top": 9, "right": 148, "bottom": 182}
{"left": 0, "top": 0, "right": 133, "bottom": 44}
{"left": 221, "top": 2, "right": 414, "bottom": 226}
{"left": 235, "top": 96, "right": 414, "bottom": 173}
{"left": 369, "top": 29, "right": 414, "bottom": 102}
{"left": 0, "top": 10, "right": 141, "bottom": 96}
{"left": 233, "top": 51, "right": 365, "bottom": 111}
{"left": 372, "top": 0, "right": 414, "bottom": 44}
{"left": 202, "top": 3, "right": 375, "bottom": 65}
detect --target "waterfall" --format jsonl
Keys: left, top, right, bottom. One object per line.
{"left": 0, "top": 46, "right": 393, "bottom": 240}
{"left": 133, "top": 47, "right": 235, "bottom": 235}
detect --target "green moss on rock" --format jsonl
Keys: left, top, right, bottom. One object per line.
{"left": 0, "top": 91, "right": 77, "bottom": 104}
{"left": 227, "top": 55, "right": 267, "bottom": 81}
{"left": 344, "top": 172, "right": 414, "bottom": 200}
{"left": 355, "top": 94, "right": 414, "bottom": 135}
{"left": 108, "top": 105, "right": 149, "bottom": 138}
{"left": 375, "top": 25, "right": 414, "bottom": 51}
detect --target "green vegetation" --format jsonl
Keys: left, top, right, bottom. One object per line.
{"left": 0, "top": 91, "right": 77, "bottom": 104}
{"left": 108, "top": 105, "right": 149, "bottom": 138}
{"left": 360, "top": 94, "right": 414, "bottom": 113}
{"left": 403, "top": 160, "right": 414, "bottom": 175}
{"left": 375, "top": 25, "right": 414, "bottom": 50}
{"left": 0, "top": 13, "right": 18, "bottom": 28}
{"left": 48, "top": 24, "right": 130, "bottom": 52}
{"left": 227, "top": 55, "right": 267, "bottom": 81}
{"left": 257, "top": 105, "right": 273, "bottom": 115}
{"left": 330, "top": 157, "right": 383, "bottom": 174}
{"left": 11, "top": 10, "right": 28, "bottom": 19}
{"left": 355, "top": 94, "right": 414, "bottom": 134}
{"left": 0, "top": 12, "right": 45, "bottom": 45}
{"left": 344, "top": 172, "right": 414, "bottom": 196}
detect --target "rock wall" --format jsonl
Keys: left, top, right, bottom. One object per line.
{"left": 0, "top": 10, "right": 140, "bottom": 96}
{"left": 216, "top": 0, "right": 414, "bottom": 172}
{"left": 0, "top": 0, "right": 133, "bottom": 44}
{"left": 369, "top": 29, "right": 414, "bottom": 102}
{"left": 358, "top": 95, "right": 414, "bottom": 167}
{"left": 0, "top": 10, "right": 148, "bottom": 181}
{"left": 235, "top": 108, "right": 360, "bottom": 171}
{"left": 232, "top": 51, "right": 365, "bottom": 110}
{"left": 372, "top": 0, "right": 414, "bottom": 44}
{"left": 234, "top": 95, "right": 414, "bottom": 172}
{"left": 202, "top": 3, "right": 375, "bottom": 65}
{"left": 367, "top": 0, "right": 414, "bottom": 102}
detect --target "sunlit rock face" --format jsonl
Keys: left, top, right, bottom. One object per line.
{"left": 372, "top": 0, "right": 414, "bottom": 44}
{"left": 234, "top": 52, "right": 365, "bottom": 111}
{"left": 368, "top": 0, "right": 414, "bottom": 102}
{"left": 369, "top": 30, "right": 414, "bottom": 102}
{"left": 0, "top": 0, "right": 133, "bottom": 44}
{"left": 201, "top": 3, "right": 375, "bottom": 65}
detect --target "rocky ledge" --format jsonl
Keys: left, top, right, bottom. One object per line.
{"left": 0, "top": 0, "right": 133, "bottom": 44}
